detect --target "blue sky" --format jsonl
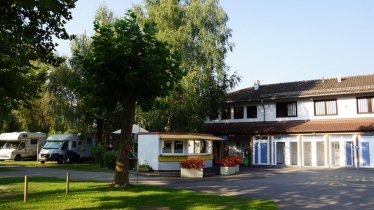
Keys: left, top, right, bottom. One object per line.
{"left": 55, "top": 0, "right": 374, "bottom": 90}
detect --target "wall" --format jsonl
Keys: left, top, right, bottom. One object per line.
{"left": 206, "top": 95, "right": 374, "bottom": 123}
{"left": 138, "top": 134, "right": 160, "bottom": 171}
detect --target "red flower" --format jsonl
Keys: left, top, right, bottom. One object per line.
{"left": 219, "top": 156, "right": 240, "bottom": 167}
{"left": 180, "top": 158, "right": 204, "bottom": 170}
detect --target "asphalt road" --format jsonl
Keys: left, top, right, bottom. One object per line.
{"left": 1, "top": 166, "right": 374, "bottom": 210}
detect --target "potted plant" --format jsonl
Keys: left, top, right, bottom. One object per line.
{"left": 219, "top": 156, "right": 240, "bottom": 175}
{"left": 180, "top": 158, "right": 204, "bottom": 178}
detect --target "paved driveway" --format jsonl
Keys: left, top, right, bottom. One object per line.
{"left": 1, "top": 166, "right": 374, "bottom": 209}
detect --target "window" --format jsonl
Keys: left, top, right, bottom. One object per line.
{"left": 30, "top": 139, "right": 38, "bottom": 145}
{"left": 221, "top": 108, "right": 231, "bottom": 120}
{"left": 72, "top": 141, "right": 77, "bottom": 148}
{"left": 174, "top": 141, "right": 184, "bottom": 153}
{"left": 357, "top": 97, "right": 374, "bottom": 113}
{"left": 233, "top": 107, "right": 244, "bottom": 119}
{"left": 61, "top": 141, "right": 68, "bottom": 150}
{"left": 162, "top": 140, "right": 172, "bottom": 153}
{"left": 314, "top": 99, "right": 337, "bottom": 115}
{"left": 247, "top": 106, "right": 257, "bottom": 118}
{"left": 276, "top": 102, "right": 297, "bottom": 117}
{"left": 161, "top": 140, "right": 184, "bottom": 154}
{"left": 188, "top": 140, "right": 211, "bottom": 154}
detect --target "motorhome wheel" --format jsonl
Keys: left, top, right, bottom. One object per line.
{"left": 14, "top": 155, "right": 21, "bottom": 161}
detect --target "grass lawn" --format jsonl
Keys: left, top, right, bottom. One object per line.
{"left": 0, "top": 177, "right": 277, "bottom": 210}
{"left": 0, "top": 160, "right": 113, "bottom": 173}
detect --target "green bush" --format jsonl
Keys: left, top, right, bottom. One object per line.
{"left": 103, "top": 150, "right": 117, "bottom": 170}
{"left": 137, "top": 164, "right": 152, "bottom": 172}
{"left": 92, "top": 144, "right": 106, "bottom": 168}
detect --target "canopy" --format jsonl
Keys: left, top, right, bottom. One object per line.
{"left": 112, "top": 124, "right": 148, "bottom": 134}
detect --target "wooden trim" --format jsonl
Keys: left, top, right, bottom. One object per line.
{"left": 159, "top": 134, "right": 223, "bottom": 141}
{"left": 158, "top": 155, "right": 213, "bottom": 162}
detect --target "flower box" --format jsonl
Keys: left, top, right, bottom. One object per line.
{"left": 220, "top": 166, "right": 236, "bottom": 176}
{"left": 181, "top": 168, "right": 203, "bottom": 178}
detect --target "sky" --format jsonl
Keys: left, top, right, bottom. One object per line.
{"left": 55, "top": 0, "right": 374, "bottom": 91}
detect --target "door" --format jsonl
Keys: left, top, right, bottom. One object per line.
{"left": 18, "top": 141, "right": 27, "bottom": 158}
{"left": 361, "top": 142, "right": 370, "bottom": 167}
{"left": 290, "top": 142, "right": 298, "bottom": 165}
{"left": 276, "top": 142, "right": 285, "bottom": 165}
{"left": 331, "top": 142, "right": 340, "bottom": 167}
{"left": 346, "top": 142, "right": 353, "bottom": 166}
{"left": 253, "top": 138, "right": 268, "bottom": 165}
{"left": 303, "top": 142, "right": 311, "bottom": 166}
{"left": 316, "top": 142, "right": 325, "bottom": 166}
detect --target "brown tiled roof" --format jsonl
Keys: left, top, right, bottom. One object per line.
{"left": 228, "top": 74, "right": 374, "bottom": 102}
{"left": 204, "top": 118, "right": 374, "bottom": 135}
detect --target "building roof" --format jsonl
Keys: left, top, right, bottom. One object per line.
{"left": 204, "top": 118, "right": 374, "bottom": 135}
{"left": 228, "top": 74, "right": 374, "bottom": 102}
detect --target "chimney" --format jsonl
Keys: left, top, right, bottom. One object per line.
{"left": 254, "top": 80, "right": 260, "bottom": 90}
{"left": 337, "top": 74, "right": 342, "bottom": 83}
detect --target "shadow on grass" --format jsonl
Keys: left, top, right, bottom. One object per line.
{"left": 0, "top": 177, "right": 276, "bottom": 210}
{"left": 70, "top": 185, "right": 275, "bottom": 210}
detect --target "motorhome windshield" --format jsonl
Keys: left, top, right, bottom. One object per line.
{"left": 2, "top": 141, "right": 21, "bottom": 149}
{"left": 43, "top": 141, "right": 64, "bottom": 149}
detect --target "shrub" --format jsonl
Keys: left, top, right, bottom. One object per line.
{"left": 138, "top": 164, "right": 152, "bottom": 172}
{"left": 180, "top": 158, "right": 204, "bottom": 170}
{"left": 92, "top": 144, "right": 106, "bottom": 167}
{"left": 219, "top": 156, "right": 240, "bottom": 167}
{"left": 103, "top": 150, "right": 118, "bottom": 170}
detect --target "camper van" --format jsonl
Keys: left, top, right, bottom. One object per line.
{"left": 0, "top": 132, "right": 47, "bottom": 161}
{"left": 39, "top": 134, "right": 93, "bottom": 164}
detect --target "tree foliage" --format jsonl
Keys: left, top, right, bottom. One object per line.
{"left": 76, "top": 10, "right": 182, "bottom": 186}
{"left": 0, "top": 0, "right": 76, "bottom": 113}
{"left": 135, "top": 0, "right": 240, "bottom": 132}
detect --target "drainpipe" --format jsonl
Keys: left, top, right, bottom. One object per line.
{"left": 261, "top": 99, "right": 266, "bottom": 122}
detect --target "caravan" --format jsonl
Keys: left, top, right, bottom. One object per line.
{"left": 0, "top": 132, "right": 46, "bottom": 161}
{"left": 39, "top": 134, "right": 93, "bottom": 164}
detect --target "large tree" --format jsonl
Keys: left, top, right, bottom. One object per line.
{"left": 135, "top": 0, "right": 240, "bottom": 132}
{"left": 0, "top": 0, "right": 76, "bottom": 113}
{"left": 76, "top": 10, "right": 183, "bottom": 187}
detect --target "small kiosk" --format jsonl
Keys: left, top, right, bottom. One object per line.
{"left": 138, "top": 132, "right": 223, "bottom": 171}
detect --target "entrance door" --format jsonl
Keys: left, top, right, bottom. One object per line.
{"left": 303, "top": 142, "right": 311, "bottom": 166}
{"left": 346, "top": 142, "right": 353, "bottom": 166}
{"left": 253, "top": 137, "right": 269, "bottom": 165}
{"left": 276, "top": 142, "right": 285, "bottom": 165}
{"left": 290, "top": 142, "right": 298, "bottom": 165}
{"left": 331, "top": 142, "right": 340, "bottom": 167}
{"left": 361, "top": 142, "right": 371, "bottom": 167}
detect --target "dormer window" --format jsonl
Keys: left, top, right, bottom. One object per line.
{"left": 276, "top": 102, "right": 297, "bottom": 118}
{"left": 233, "top": 107, "right": 244, "bottom": 119}
{"left": 221, "top": 107, "right": 231, "bottom": 120}
{"left": 314, "top": 99, "right": 337, "bottom": 116}
{"left": 357, "top": 97, "right": 374, "bottom": 113}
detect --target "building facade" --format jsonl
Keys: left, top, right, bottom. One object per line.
{"left": 204, "top": 74, "right": 374, "bottom": 168}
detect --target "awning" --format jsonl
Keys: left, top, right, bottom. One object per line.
{"left": 159, "top": 134, "right": 223, "bottom": 141}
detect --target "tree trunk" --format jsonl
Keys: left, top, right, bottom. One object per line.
{"left": 113, "top": 96, "right": 136, "bottom": 187}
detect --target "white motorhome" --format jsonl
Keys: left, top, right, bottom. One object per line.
{"left": 0, "top": 132, "right": 46, "bottom": 161}
{"left": 39, "top": 134, "right": 93, "bottom": 164}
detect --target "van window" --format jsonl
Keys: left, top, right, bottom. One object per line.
{"left": 30, "top": 139, "right": 38, "bottom": 145}
{"left": 72, "top": 141, "right": 77, "bottom": 148}
{"left": 61, "top": 141, "right": 68, "bottom": 150}
{"left": 19, "top": 142, "right": 25, "bottom": 150}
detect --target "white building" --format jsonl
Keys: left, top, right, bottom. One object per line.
{"left": 138, "top": 132, "right": 223, "bottom": 171}
{"left": 205, "top": 74, "right": 374, "bottom": 168}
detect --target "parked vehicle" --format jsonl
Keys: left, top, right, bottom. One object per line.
{"left": 38, "top": 134, "right": 93, "bottom": 164}
{"left": 0, "top": 132, "right": 46, "bottom": 161}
